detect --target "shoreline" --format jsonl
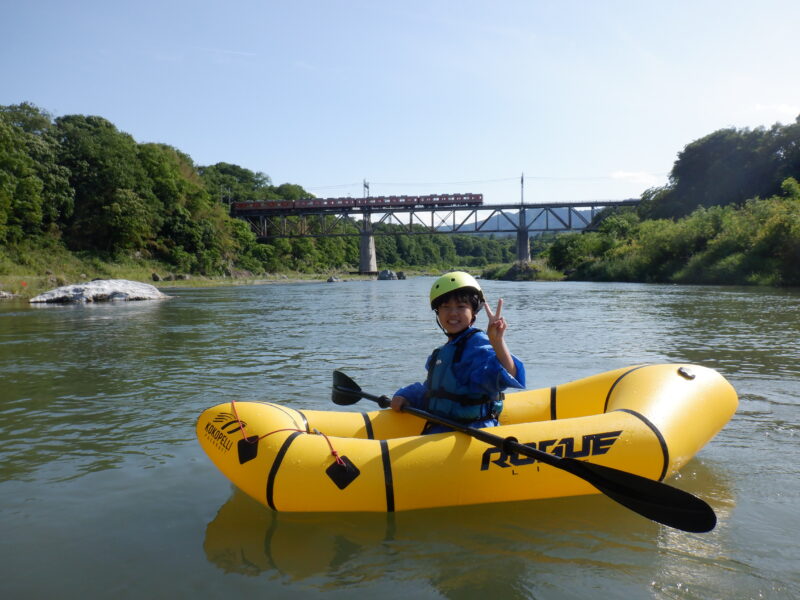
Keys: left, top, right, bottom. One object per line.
{"left": 0, "top": 270, "right": 439, "bottom": 301}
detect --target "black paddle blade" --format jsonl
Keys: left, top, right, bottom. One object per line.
{"left": 332, "top": 370, "right": 362, "bottom": 405}
{"left": 560, "top": 458, "right": 717, "bottom": 533}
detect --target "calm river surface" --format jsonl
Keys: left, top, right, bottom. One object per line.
{"left": 1, "top": 279, "right": 798, "bottom": 599}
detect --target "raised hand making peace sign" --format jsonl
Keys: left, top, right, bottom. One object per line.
{"left": 484, "top": 297, "right": 517, "bottom": 378}
{"left": 484, "top": 297, "right": 507, "bottom": 344}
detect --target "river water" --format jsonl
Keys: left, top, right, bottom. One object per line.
{"left": 0, "top": 279, "right": 798, "bottom": 599}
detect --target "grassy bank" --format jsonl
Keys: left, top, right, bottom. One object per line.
{"left": 0, "top": 236, "right": 562, "bottom": 300}
{"left": 0, "top": 243, "right": 476, "bottom": 299}
{"left": 0, "top": 241, "right": 352, "bottom": 298}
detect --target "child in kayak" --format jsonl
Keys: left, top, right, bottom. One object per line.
{"left": 391, "top": 271, "right": 526, "bottom": 434}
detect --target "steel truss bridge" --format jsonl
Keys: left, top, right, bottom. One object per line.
{"left": 232, "top": 198, "right": 640, "bottom": 273}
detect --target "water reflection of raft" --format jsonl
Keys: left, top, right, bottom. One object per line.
{"left": 196, "top": 364, "right": 737, "bottom": 512}
{"left": 205, "top": 457, "right": 736, "bottom": 582}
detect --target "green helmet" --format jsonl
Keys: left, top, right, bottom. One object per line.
{"left": 429, "top": 271, "right": 485, "bottom": 309}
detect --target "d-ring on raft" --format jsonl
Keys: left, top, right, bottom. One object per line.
{"left": 196, "top": 364, "right": 737, "bottom": 531}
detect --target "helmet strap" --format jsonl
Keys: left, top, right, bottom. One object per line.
{"left": 435, "top": 313, "right": 447, "bottom": 334}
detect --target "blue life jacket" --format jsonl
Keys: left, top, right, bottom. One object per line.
{"left": 424, "top": 328, "right": 504, "bottom": 423}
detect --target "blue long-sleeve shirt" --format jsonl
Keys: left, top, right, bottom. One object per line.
{"left": 394, "top": 327, "right": 526, "bottom": 411}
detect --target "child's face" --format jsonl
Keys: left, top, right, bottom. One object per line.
{"left": 436, "top": 297, "right": 476, "bottom": 335}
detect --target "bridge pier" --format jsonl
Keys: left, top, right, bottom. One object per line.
{"left": 359, "top": 218, "right": 377, "bottom": 274}
{"left": 516, "top": 208, "right": 530, "bottom": 262}
{"left": 516, "top": 229, "right": 530, "bottom": 262}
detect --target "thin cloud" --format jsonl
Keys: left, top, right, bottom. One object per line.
{"left": 199, "top": 46, "right": 258, "bottom": 58}
{"left": 292, "top": 59, "right": 319, "bottom": 72}
{"left": 753, "top": 103, "right": 799, "bottom": 121}
{"left": 610, "top": 171, "right": 666, "bottom": 187}
{"left": 151, "top": 46, "right": 257, "bottom": 65}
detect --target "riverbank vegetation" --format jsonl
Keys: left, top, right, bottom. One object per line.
{"left": 544, "top": 117, "right": 800, "bottom": 286}
{"left": 0, "top": 102, "right": 513, "bottom": 295}
{"left": 546, "top": 178, "right": 800, "bottom": 286}
{"left": 2, "top": 101, "right": 800, "bottom": 294}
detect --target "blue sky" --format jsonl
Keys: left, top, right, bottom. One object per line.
{"left": 3, "top": 1, "right": 799, "bottom": 205}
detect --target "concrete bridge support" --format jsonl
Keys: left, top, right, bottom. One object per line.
{"left": 516, "top": 229, "right": 530, "bottom": 262}
{"left": 516, "top": 208, "right": 530, "bottom": 262}
{"left": 359, "top": 218, "right": 377, "bottom": 273}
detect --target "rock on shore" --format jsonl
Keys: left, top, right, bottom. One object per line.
{"left": 30, "top": 279, "right": 168, "bottom": 304}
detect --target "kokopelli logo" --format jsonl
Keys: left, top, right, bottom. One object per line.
{"left": 212, "top": 413, "right": 247, "bottom": 433}
{"left": 204, "top": 413, "right": 247, "bottom": 452}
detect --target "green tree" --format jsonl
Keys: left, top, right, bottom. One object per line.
{"left": 0, "top": 119, "right": 38, "bottom": 243}
{"left": 375, "top": 234, "right": 400, "bottom": 265}
{"left": 642, "top": 119, "right": 800, "bottom": 219}
{"left": 138, "top": 143, "right": 237, "bottom": 272}
{"left": 547, "top": 232, "right": 607, "bottom": 273}
{"left": 54, "top": 115, "right": 158, "bottom": 253}
{"left": 274, "top": 183, "right": 309, "bottom": 201}
{"left": 199, "top": 162, "right": 275, "bottom": 205}
{"left": 316, "top": 235, "right": 358, "bottom": 268}
{"left": 0, "top": 103, "right": 74, "bottom": 239}
{"left": 0, "top": 102, "right": 52, "bottom": 135}
{"left": 102, "top": 188, "right": 153, "bottom": 250}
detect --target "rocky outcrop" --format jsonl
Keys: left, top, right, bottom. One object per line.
{"left": 497, "top": 262, "right": 540, "bottom": 281}
{"left": 29, "top": 279, "right": 168, "bottom": 304}
{"left": 377, "top": 269, "right": 398, "bottom": 280}
{"left": 152, "top": 272, "right": 191, "bottom": 282}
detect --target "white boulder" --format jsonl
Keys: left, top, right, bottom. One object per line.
{"left": 30, "top": 279, "right": 168, "bottom": 304}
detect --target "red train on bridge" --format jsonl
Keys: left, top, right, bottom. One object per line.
{"left": 232, "top": 193, "right": 483, "bottom": 212}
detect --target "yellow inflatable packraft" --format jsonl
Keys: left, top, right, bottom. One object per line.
{"left": 196, "top": 364, "right": 737, "bottom": 512}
